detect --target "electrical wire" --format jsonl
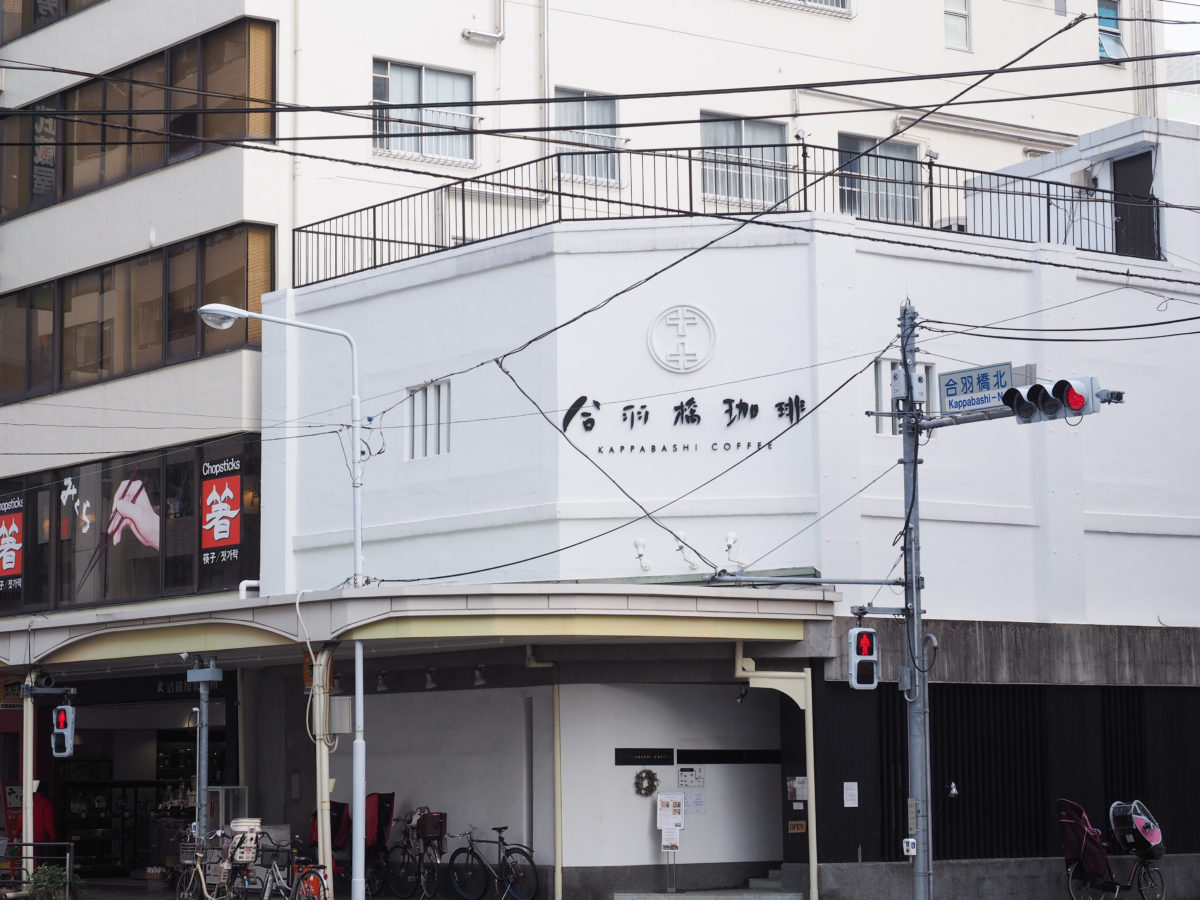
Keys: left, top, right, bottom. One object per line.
{"left": 743, "top": 462, "right": 902, "bottom": 571}
{"left": 373, "top": 341, "right": 892, "bottom": 584}
{"left": 3, "top": 46, "right": 1195, "bottom": 115}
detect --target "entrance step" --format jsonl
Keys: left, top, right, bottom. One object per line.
{"left": 615, "top": 870, "right": 801, "bottom": 900}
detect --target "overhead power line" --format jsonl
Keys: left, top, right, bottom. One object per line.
{"left": 0, "top": 46, "right": 1196, "bottom": 116}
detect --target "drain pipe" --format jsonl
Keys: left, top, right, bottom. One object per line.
{"left": 463, "top": 0, "right": 505, "bottom": 41}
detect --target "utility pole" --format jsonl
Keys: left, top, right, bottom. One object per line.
{"left": 187, "top": 656, "right": 223, "bottom": 840}
{"left": 897, "top": 303, "right": 932, "bottom": 900}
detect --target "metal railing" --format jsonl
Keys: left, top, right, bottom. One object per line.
{"left": 293, "top": 141, "right": 1162, "bottom": 287}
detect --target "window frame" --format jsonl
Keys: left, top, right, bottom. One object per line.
{"left": 555, "top": 87, "right": 620, "bottom": 183}
{"left": 0, "top": 433, "right": 261, "bottom": 612}
{"left": 837, "top": 133, "right": 922, "bottom": 226}
{"left": 0, "top": 224, "right": 272, "bottom": 406}
{"left": 944, "top": 0, "right": 971, "bottom": 50}
{"left": 1098, "top": 0, "right": 1128, "bottom": 60}
{"left": 745, "top": 0, "right": 852, "bottom": 15}
{"left": 372, "top": 59, "right": 477, "bottom": 164}
{"left": 0, "top": 19, "right": 276, "bottom": 222}
{"left": 700, "top": 113, "right": 789, "bottom": 207}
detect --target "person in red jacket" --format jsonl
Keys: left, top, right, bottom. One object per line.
{"left": 32, "top": 786, "right": 55, "bottom": 844}
{"left": 18, "top": 785, "right": 56, "bottom": 867}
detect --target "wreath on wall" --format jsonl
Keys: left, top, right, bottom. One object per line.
{"left": 633, "top": 768, "right": 660, "bottom": 797}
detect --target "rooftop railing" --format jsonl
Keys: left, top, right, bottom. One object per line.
{"left": 293, "top": 141, "right": 1162, "bottom": 287}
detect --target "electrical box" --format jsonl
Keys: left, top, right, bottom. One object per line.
{"left": 329, "top": 695, "right": 352, "bottom": 734}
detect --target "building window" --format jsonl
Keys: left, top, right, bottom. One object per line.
{"left": 0, "top": 19, "right": 276, "bottom": 220}
{"left": 874, "top": 360, "right": 936, "bottom": 435}
{"left": 746, "top": 0, "right": 851, "bottom": 13}
{"left": 700, "top": 114, "right": 788, "bottom": 205}
{"left": 838, "top": 134, "right": 921, "bottom": 225}
{"left": 1098, "top": 0, "right": 1127, "bottom": 60}
{"left": 372, "top": 60, "right": 474, "bottom": 162}
{"left": 0, "top": 434, "right": 260, "bottom": 611}
{"left": 407, "top": 380, "right": 451, "bottom": 460}
{"left": 555, "top": 89, "right": 619, "bottom": 182}
{"left": 0, "top": 224, "right": 272, "bottom": 405}
{"left": 945, "top": 0, "right": 970, "bottom": 49}
{"left": 0, "top": 0, "right": 105, "bottom": 45}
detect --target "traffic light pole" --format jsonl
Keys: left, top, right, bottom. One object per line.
{"left": 898, "top": 304, "right": 933, "bottom": 900}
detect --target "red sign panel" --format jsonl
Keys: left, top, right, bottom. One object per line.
{"left": 0, "top": 513, "right": 22, "bottom": 577}
{"left": 201, "top": 476, "right": 242, "bottom": 549}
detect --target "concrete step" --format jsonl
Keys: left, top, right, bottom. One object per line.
{"left": 615, "top": 889, "right": 801, "bottom": 900}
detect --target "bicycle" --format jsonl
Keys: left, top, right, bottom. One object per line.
{"left": 447, "top": 827, "right": 536, "bottom": 900}
{"left": 176, "top": 830, "right": 255, "bottom": 900}
{"left": 386, "top": 809, "right": 444, "bottom": 899}
{"left": 256, "top": 834, "right": 327, "bottom": 900}
{"left": 1059, "top": 798, "right": 1165, "bottom": 900}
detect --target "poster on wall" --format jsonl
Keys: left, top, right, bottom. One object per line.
{"left": 0, "top": 493, "right": 22, "bottom": 598}
{"left": 200, "top": 454, "right": 243, "bottom": 573}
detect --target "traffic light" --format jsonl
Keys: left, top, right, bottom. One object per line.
{"left": 1001, "top": 377, "right": 1100, "bottom": 424}
{"left": 51, "top": 705, "right": 75, "bottom": 758}
{"left": 848, "top": 627, "right": 879, "bottom": 691}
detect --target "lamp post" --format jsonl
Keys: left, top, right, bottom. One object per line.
{"left": 198, "top": 301, "right": 368, "bottom": 900}
{"left": 198, "top": 302, "right": 364, "bottom": 589}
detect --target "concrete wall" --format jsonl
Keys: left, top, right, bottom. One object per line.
{"left": 786, "top": 854, "right": 1198, "bottom": 900}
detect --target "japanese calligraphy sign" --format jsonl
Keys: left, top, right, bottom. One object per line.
{"left": 201, "top": 457, "right": 242, "bottom": 566}
{"left": 0, "top": 495, "right": 23, "bottom": 585}
{"left": 562, "top": 390, "right": 807, "bottom": 457}
{"left": 938, "top": 362, "right": 1013, "bottom": 414}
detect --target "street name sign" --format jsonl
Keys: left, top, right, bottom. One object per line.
{"left": 938, "top": 362, "right": 1013, "bottom": 414}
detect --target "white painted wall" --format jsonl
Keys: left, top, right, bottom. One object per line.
{"left": 324, "top": 683, "right": 783, "bottom": 868}
{"left": 263, "top": 122, "right": 1200, "bottom": 628}
{"left": 326, "top": 687, "right": 556, "bottom": 862}
{"left": 558, "top": 683, "right": 782, "bottom": 867}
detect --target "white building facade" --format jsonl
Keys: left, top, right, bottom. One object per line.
{"left": 0, "top": 2, "right": 1195, "bottom": 899}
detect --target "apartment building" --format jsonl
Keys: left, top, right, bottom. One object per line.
{"left": 0, "top": 3, "right": 1191, "bottom": 899}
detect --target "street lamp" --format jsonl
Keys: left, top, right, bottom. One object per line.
{"left": 197, "top": 302, "right": 364, "bottom": 589}
{"left": 198, "top": 301, "right": 368, "bottom": 900}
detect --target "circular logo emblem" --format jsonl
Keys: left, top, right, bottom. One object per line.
{"left": 647, "top": 305, "right": 716, "bottom": 373}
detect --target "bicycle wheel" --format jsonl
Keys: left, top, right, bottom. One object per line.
{"left": 448, "top": 847, "right": 486, "bottom": 900}
{"left": 365, "top": 852, "right": 386, "bottom": 897}
{"left": 176, "top": 867, "right": 201, "bottom": 900}
{"left": 386, "top": 846, "right": 420, "bottom": 898}
{"left": 295, "top": 866, "right": 328, "bottom": 900}
{"left": 500, "top": 848, "right": 537, "bottom": 900}
{"left": 1067, "top": 863, "right": 1112, "bottom": 900}
{"left": 1137, "top": 863, "right": 1165, "bottom": 900}
{"left": 419, "top": 844, "right": 439, "bottom": 899}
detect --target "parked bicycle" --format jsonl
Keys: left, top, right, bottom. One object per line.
{"left": 256, "top": 834, "right": 327, "bottom": 900}
{"left": 1058, "top": 798, "right": 1165, "bottom": 900}
{"left": 448, "top": 826, "right": 536, "bottom": 900}
{"left": 176, "top": 828, "right": 256, "bottom": 900}
{"left": 386, "top": 808, "right": 445, "bottom": 899}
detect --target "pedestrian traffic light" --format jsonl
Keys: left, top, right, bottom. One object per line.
{"left": 51, "top": 705, "right": 74, "bottom": 758}
{"left": 848, "top": 627, "right": 879, "bottom": 691}
{"left": 1001, "top": 377, "right": 1100, "bottom": 424}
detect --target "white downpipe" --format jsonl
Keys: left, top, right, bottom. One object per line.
{"left": 351, "top": 642, "right": 366, "bottom": 900}
{"left": 553, "top": 684, "right": 563, "bottom": 900}
{"left": 463, "top": 0, "right": 505, "bottom": 41}
{"left": 314, "top": 648, "right": 335, "bottom": 897}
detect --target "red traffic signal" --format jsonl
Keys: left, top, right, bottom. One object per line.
{"left": 51, "top": 704, "right": 75, "bottom": 758}
{"left": 848, "top": 627, "right": 879, "bottom": 691}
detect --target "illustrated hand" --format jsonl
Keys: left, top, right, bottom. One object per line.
{"left": 109, "top": 479, "right": 161, "bottom": 551}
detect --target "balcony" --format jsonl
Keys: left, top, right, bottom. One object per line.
{"left": 293, "top": 141, "right": 1163, "bottom": 287}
